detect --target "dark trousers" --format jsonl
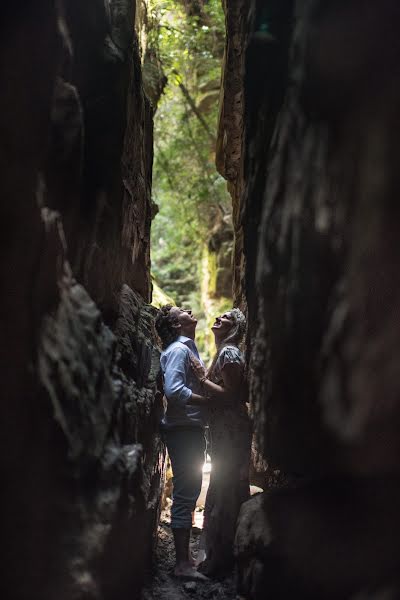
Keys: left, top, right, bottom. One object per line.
{"left": 165, "top": 427, "right": 206, "bottom": 529}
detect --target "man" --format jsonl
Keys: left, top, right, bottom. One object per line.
{"left": 155, "top": 305, "right": 208, "bottom": 580}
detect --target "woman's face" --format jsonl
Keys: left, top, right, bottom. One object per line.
{"left": 211, "top": 312, "right": 235, "bottom": 337}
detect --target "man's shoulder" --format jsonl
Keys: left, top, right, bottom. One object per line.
{"left": 162, "top": 340, "right": 191, "bottom": 358}
{"left": 169, "top": 340, "right": 190, "bottom": 352}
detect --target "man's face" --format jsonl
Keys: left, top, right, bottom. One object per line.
{"left": 170, "top": 307, "right": 197, "bottom": 336}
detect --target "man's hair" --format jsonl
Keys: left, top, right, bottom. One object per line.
{"left": 155, "top": 304, "right": 180, "bottom": 349}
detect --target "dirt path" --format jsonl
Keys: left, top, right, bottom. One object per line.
{"left": 141, "top": 507, "right": 238, "bottom": 600}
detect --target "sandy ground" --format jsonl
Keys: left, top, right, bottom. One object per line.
{"left": 141, "top": 460, "right": 238, "bottom": 600}
{"left": 141, "top": 505, "right": 238, "bottom": 600}
{"left": 141, "top": 458, "right": 261, "bottom": 599}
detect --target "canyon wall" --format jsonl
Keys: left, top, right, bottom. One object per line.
{"left": 218, "top": 0, "right": 400, "bottom": 597}
{"left": 0, "top": 2, "right": 163, "bottom": 599}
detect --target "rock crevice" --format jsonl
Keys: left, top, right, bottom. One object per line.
{"left": 0, "top": 2, "right": 163, "bottom": 599}
{"left": 218, "top": 0, "right": 400, "bottom": 597}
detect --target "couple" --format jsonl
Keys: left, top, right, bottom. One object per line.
{"left": 155, "top": 305, "right": 251, "bottom": 580}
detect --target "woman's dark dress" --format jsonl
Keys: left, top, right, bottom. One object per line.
{"left": 200, "top": 345, "right": 251, "bottom": 575}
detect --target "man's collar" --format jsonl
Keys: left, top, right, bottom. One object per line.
{"left": 177, "top": 335, "right": 195, "bottom": 345}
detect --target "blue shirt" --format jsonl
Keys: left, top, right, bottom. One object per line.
{"left": 160, "top": 336, "right": 207, "bottom": 429}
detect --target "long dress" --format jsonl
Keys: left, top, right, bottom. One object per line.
{"left": 200, "top": 344, "right": 251, "bottom": 575}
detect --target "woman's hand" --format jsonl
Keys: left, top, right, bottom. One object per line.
{"left": 189, "top": 354, "right": 207, "bottom": 381}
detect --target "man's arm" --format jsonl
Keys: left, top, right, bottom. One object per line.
{"left": 163, "top": 347, "right": 192, "bottom": 406}
{"left": 163, "top": 347, "right": 207, "bottom": 406}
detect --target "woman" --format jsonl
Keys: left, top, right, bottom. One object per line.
{"left": 190, "top": 308, "right": 251, "bottom": 576}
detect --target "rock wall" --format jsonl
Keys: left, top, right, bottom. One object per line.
{"left": 219, "top": 0, "right": 400, "bottom": 597}
{"left": 216, "top": 0, "right": 247, "bottom": 309}
{"left": 0, "top": 2, "right": 164, "bottom": 599}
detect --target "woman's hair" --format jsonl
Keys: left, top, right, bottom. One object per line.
{"left": 155, "top": 305, "right": 180, "bottom": 350}
{"left": 208, "top": 308, "right": 246, "bottom": 378}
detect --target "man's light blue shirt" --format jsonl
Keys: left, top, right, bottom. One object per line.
{"left": 160, "top": 336, "right": 207, "bottom": 429}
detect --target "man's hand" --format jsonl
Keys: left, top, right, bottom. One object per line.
{"left": 189, "top": 353, "right": 207, "bottom": 380}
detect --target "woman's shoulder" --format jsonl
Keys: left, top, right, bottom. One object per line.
{"left": 218, "top": 345, "right": 243, "bottom": 365}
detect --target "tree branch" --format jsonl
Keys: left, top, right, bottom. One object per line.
{"left": 172, "top": 69, "right": 217, "bottom": 145}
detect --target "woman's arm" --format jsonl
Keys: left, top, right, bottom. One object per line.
{"left": 189, "top": 392, "right": 209, "bottom": 405}
{"left": 201, "top": 362, "right": 243, "bottom": 403}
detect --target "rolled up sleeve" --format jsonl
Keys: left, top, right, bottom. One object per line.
{"left": 163, "top": 347, "right": 192, "bottom": 406}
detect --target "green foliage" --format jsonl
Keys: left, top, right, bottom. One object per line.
{"left": 147, "top": 0, "right": 225, "bottom": 80}
{"left": 151, "top": 278, "right": 176, "bottom": 308}
{"left": 149, "top": 0, "right": 232, "bottom": 356}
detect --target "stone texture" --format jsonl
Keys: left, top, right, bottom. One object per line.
{"left": 216, "top": 0, "right": 247, "bottom": 308}
{"left": 50, "top": 0, "right": 154, "bottom": 307}
{"left": 207, "top": 211, "right": 234, "bottom": 299}
{"left": 250, "top": 0, "right": 400, "bottom": 476}
{"left": 0, "top": 2, "right": 163, "bottom": 599}
{"left": 219, "top": 0, "right": 400, "bottom": 597}
{"left": 236, "top": 483, "right": 400, "bottom": 600}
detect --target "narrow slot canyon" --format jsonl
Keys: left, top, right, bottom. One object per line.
{"left": 1, "top": 2, "right": 400, "bottom": 600}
